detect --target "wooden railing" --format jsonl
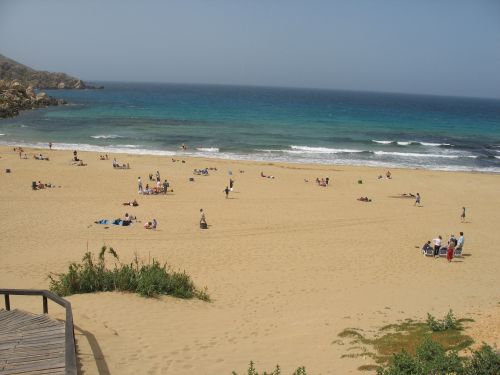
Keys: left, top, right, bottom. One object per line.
{"left": 0, "top": 289, "right": 77, "bottom": 375}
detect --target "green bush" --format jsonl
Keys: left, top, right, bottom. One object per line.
{"left": 426, "top": 310, "right": 459, "bottom": 332}
{"left": 377, "top": 338, "right": 500, "bottom": 375}
{"left": 49, "top": 246, "right": 210, "bottom": 301}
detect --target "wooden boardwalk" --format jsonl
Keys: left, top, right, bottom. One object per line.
{"left": 0, "top": 309, "right": 66, "bottom": 375}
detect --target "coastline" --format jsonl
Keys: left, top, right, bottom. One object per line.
{"left": 1, "top": 141, "right": 499, "bottom": 174}
{"left": 1, "top": 145, "right": 498, "bottom": 374}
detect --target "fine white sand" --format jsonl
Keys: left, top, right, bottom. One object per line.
{"left": 0, "top": 146, "right": 498, "bottom": 374}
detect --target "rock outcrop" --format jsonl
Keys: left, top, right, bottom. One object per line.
{"left": 0, "top": 54, "right": 103, "bottom": 90}
{"left": 0, "top": 79, "right": 66, "bottom": 118}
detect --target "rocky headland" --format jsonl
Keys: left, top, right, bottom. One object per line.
{"left": 0, "top": 80, "right": 66, "bottom": 118}
{"left": 0, "top": 53, "right": 103, "bottom": 90}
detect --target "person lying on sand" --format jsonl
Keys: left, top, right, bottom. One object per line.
{"left": 357, "top": 197, "right": 372, "bottom": 202}
{"left": 261, "top": 172, "right": 275, "bottom": 179}
{"left": 34, "top": 154, "right": 49, "bottom": 161}
{"left": 123, "top": 199, "right": 139, "bottom": 206}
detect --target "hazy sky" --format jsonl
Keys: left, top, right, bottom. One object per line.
{"left": 1, "top": 0, "right": 499, "bottom": 98}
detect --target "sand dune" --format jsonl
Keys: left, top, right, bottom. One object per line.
{"left": 0, "top": 146, "right": 498, "bottom": 374}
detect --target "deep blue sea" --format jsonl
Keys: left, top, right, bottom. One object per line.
{"left": 1, "top": 82, "right": 500, "bottom": 172}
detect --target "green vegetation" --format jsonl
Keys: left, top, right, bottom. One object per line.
{"left": 426, "top": 309, "right": 461, "bottom": 332}
{"left": 333, "top": 311, "right": 492, "bottom": 372}
{"left": 378, "top": 338, "right": 500, "bottom": 375}
{"left": 48, "top": 246, "right": 210, "bottom": 301}
{"left": 232, "top": 362, "right": 306, "bottom": 375}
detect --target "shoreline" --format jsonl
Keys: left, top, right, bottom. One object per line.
{"left": 1, "top": 141, "right": 499, "bottom": 175}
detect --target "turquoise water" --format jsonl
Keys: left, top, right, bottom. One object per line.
{"left": 1, "top": 82, "right": 499, "bottom": 172}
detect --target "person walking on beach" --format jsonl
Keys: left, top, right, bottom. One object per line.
{"left": 200, "top": 209, "right": 207, "bottom": 227}
{"left": 138, "top": 177, "right": 143, "bottom": 194}
{"left": 223, "top": 186, "right": 230, "bottom": 198}
{"left": 229, "top": 178, "right": 234, "bottom": 191}
{"left": 414, "top": 193, "right": 421, "bottom": 206}
{"left": 461, "top": 207, "right": 466, "bottom": 222}
{"left": 433, "top": 235, "right": 442, "bottom": 257}
{"left": 49, "top": 142, "right": 52, "bottom": 150}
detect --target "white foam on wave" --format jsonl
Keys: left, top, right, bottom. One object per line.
{"left": 0, "top": 140, "right": 496, "bottom": 173}
{"left": 115, "top": 144, "right": 141, "bottom": 148}
{"left": 372, "top": 140, "right": 393, "bottom": 144}
{"left": 196, "top": 147, "right": 219, "bottom": 152}
{"left": 420, "top": 142, "right": 451, "bottom": 147}
{"left": 373, "top": 151, "right": 473, "bottom": 159}
{"left": 396, "top": 141, "right": 416, "bottom": 146}
{"left": 90, "top": 134, "right": 123, "bottom": 139}
{"left": 0, "top": 134, "right": 4, "bottom": 136}
{"left": 289, "top": 145, "right": 365, "bottom": 154}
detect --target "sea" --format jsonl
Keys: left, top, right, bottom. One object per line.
{"left": 1, "top": 82, "right": 500, "bottom": 172}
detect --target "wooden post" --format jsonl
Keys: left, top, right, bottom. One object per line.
{"left": 43, "top": 296, "right": 48, "bottom": 314}
{"left": 4, "top": 294, "right": 10, "bottom": 311}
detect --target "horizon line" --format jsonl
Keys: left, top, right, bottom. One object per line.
{"left": 79, "top": 79, "right": 500, "bottom": 101}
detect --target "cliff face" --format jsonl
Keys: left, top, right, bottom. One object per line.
{"left": 0, "top": 80, "right": 66, "bottom": 118}
{"left": 0, "top": 54, "right": 103, "bottom": 90}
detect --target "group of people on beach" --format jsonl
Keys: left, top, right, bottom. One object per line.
{"left": 112, "top": 158, "right": 130, "bottom": 169}
{"left": 138, "top": 174, "right": 170, "bottom": 195}
{"left": 315, "top": 177, "right": 329, "bottom": 187}
{"left": 422, "top": 231, "right": 465, "bottom": 262}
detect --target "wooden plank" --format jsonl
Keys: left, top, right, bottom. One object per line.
{"left": 0, "top": 309, "right": 66, "bottom": 375}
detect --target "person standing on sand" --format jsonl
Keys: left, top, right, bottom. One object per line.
{"left": 49, "top": 142, "right": 52, "bottom": 150}
{"left": 456, "top": 232, "right": 465, "bottom": 251}
{"left": 229, "top": 178, "right": 234, "bottom": 191}
{"left": 447, "top": 239, "right": 455, "bottom": 262}
{"left": 461, "top": 207, "right": 466, "bottom": 222}
{"left": 138, "top": 177, "right": 143, "bottom": 194}
{"left": 200, "top": 209, "right": 207, "bottom": 225}
{"left": 414, "top": 193, "right": 421, "bottom": 206}
{"left": 224, "top": 186, "right": 230, "bottom": 198}
{"left": 433, "top": 235, "right": 442, "bottom": 257}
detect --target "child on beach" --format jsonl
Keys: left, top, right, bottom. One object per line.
{"left": 447, "top": 240, "right": 455, "bottom": 262}
{"left": 414, "top": 193, "right": 421, "bottom": 206}
{"left": 224, "top": 186, "right": 230, "bottom": 198}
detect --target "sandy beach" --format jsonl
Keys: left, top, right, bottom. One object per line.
{"left": 0, "top": 145, "right": 498, "bottom": 375}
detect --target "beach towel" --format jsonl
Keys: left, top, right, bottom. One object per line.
{"left": 95, "top": 219, "right": 109, "bottom": 225}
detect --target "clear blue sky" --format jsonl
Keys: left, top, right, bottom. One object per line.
{"left": 1, "top": 0, "right": 499, "bottom": 98}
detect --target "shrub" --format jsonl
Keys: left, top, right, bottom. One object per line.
{"left": 377, "top": 338, "right": 500, "bottom": 375}
{"left": 426, "top": 310, "right": 459, "bottom": 332}
{"left": 49, "top": 246, "right": 210, "bottom": 301}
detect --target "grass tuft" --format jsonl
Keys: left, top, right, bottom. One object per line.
{"left": 48, "top": 246, "right": 210, "bottom": 301}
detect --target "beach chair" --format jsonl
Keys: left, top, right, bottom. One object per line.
{"left": 454, "top": 247, "right": 463, "bottom": 257}
{"left": 438, "top": 247, "right": 448, "bottom": 257}
{"left": 423, "top": 247, "right": 434, "bottom": 257}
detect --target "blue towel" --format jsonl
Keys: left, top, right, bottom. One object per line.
{"left": 95, "top": 219, "right": 109, "bottom": 225}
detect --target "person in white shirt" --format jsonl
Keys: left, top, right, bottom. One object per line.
{"left": 456, "top": 232, "right": 465, "bottom": 250}
{"left": 433, "top": 235, "right": 442, "bottom": 257}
